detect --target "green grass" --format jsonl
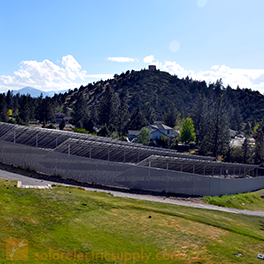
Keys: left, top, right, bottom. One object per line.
{"left": 1, "top": 179, "right": 264, "bottom": 263}
{"left": 203, "top": 189, "right": 264, "bottom": 211}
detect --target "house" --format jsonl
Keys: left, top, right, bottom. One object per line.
{"left": 148, "top": 121, "right": 174, "bottom": 139}
{"left": 127, "top": 130, "right": 141, "bottom": 142}
{"left": 54, "top": 112, "right": 72, "bottom": 124}
{"left": 127, "top": 121, "right": 178, "bottom": 142}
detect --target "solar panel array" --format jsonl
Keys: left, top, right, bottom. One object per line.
{"left": 0, "top": 122, "right": 258, "bottom": 176}
{"left": 138, "top": 155, "right": 258, "bottom": 177}
{"left": 0, "top": 122, "right": 215, "bottom": 162}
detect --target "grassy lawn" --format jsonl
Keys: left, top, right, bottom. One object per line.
{"left": 203, "top": 189, "right": 264, "bottom": 211}
{"left": 1, "top": 179, "right": 264, "bottom": 263}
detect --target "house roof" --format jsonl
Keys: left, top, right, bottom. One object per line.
{"left": 55, "top": 112, "right": 66, "bottom": 118}
{"left": 128, "top": 130, "right": 141, "bottom": 136}
{"left": 149, "top": 121, "right": 173, "bottom": 130}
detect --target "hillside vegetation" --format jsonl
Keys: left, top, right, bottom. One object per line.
{"left": 65, "top": 69, "right": 264, "bottom": 123}
{"left": 1, "top": 179, "right": 264, "bottom": 263}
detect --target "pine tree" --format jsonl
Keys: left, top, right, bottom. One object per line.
{"left": 90, "top": 106, "right": 99, "bottom": 125}
{"left": 163, "top": 103, "right": 177, "bottom": 128}
{"left": 254, "top": 122, "right": 264, "bottom": 164}
{"left": 59, "top": 119, "right": 66, "bottom": 130}
{"left": 116, "top": 99, "right": 130, "bottom": 136}
{"left": 200, "top": 95, "right": 230, "bottom": 157}
{"left": 6, "top": 90, "right": 13, "bottom": 110}
{"left": 18, "top": 95, "right": 30, "bottom": 123}
{"left": 128, "top": 106, "right": 148, "bottom": 130}
{"left": 191, "top": 93, "right": 209, "bottom": 145}
{"left": 98, "top": 88, "right": 120, "bottom": 126}
{"left": 0, "top": 94, "right": 8, "bottom": 122}
{"left": 231, "top": 105, "right": 243, "bottom": 132}
{"left": 143, "top": 103, "right": 156, "bottom": 125}
{"left": 242, "top": 137, "right": 251, "bottom": 164}
{"left": 72, "top": 94, "right": 88, "bottom": 126}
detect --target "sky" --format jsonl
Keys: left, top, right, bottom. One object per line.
{"left": 1, "top": 0, "right": 264, "bottom": 94}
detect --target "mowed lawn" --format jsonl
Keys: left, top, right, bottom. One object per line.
{"left": 1, "top": 178, "right": 264, "bottom": 263}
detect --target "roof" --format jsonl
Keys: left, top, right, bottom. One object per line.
{"left": 127, "top": 130, "right": 141, "bottom": 136}
{"left": 149, "top": 121, "right": 173, "bottom": 130}
{"left": 55, "top": 112, "right": 66, "bottom": 118}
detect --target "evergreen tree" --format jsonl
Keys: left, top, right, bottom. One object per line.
{"left": 41, "top": 98, "right": 55, "bottom": 124}
{"left": 62, "top": 104, "right": 70, "bottom": 116}
{"left": 98, "top": 88, "right": 120, "bottom": 127}
{"left": 59, "top": 119, "right": 65, "bottom": 130}
{"left": 231, "top": 105, "right": 243, "bottom": 132}
{"left": 191, "top": 93, "right": 209, "bottom": 145}
{"left": 116, "top": 99, "right": 130, "bottom": 136}
{"left": 242, "top": 137, "right": 251, "bottom": 164}
{"left": 0, "top": 94, "right": 8, "bottom": 122}
{"left": 90, "top": 106, "right": 99, "bottom": 125}
{"left": 128, "top": 106, "right": 148, "bottom": 130}
{"left": 200, "top": 95, "right": 230, "bottom": 157}
{"left": 180, "top": 117, "right": 196, "bottom": 144}
{"left": 6, "top": 90, "right": 13, "bottom": 110}
{"left": 83, "top": 117, "right": 95, "bottom": 133}
{"left": 244, "top": 122, "right": 251, "bottom": 137}
{"left": 143, "top": 103, "right": 156, "bottom": 125}
{"left": 98, "top": 126, "right": 110, "bottom": 137}
{"left": 72, "top": 94, "right": 88, "bottom": 126}
{"left": 163, "top": 103, "right": 177, "bottom": 128}
{"left": 18, "top": 95, "right": 30, "bottom": 123}
{"left": 254, "top": 122, "right": 264, "bottom": 164}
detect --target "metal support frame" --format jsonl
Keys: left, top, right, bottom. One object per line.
{"left": 36, "top": 133, "right": 38, "bottom": 148}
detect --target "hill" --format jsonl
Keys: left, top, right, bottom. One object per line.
{"left": 63, "top": 69, "right": 264, "bottom": 123}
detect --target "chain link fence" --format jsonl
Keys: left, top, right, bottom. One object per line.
{"left": 1, "top": 140, "right": 264, "bottom": 196}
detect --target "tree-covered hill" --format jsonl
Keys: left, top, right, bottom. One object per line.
{"left": 63, "top": 69, "right": 264, "bottom": 124}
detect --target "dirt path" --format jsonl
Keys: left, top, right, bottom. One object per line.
{"left": 1, "top": 164, "right": 264, "bottom": 217}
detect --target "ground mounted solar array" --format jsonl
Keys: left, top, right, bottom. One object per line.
{"left": 0, "top": 122, "right": 258, "bottom": 177}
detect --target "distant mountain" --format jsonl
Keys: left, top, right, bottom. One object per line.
{"left": 9, "top": 87, "right": 67, "bottom": 98}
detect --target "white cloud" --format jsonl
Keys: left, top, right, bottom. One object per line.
{"left": 143, "top": 55, "right": 155, "bottom": 64}
{"left": 161, "top": 61, "right": 264, "bottom": 92}
{"left": 107, "top": 57, "right": 137, "bottom": 63}
{"left": 162, "top": 61, "right": 194, "bottom": 77}
{"left": 0, "top": 55, "right": 112, "bottom": 92}
{"left": 86, "top": 74, "right": 114, "bottom": 79}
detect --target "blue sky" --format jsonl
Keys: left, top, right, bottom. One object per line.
{"left": 1, "top": 0, "right": 264, "bottom": 93}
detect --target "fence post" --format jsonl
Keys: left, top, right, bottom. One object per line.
{"left": 1, "top": 147, "right": 3, "bottom": 163}
{"left": 36, "top": 134, "right": 38, "bottom": 148}
{"left": 14, "top": 130, "right": 16, "bottom": 143}
{"left": 68, "top": 144, "right": 70, "bottom": 156}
